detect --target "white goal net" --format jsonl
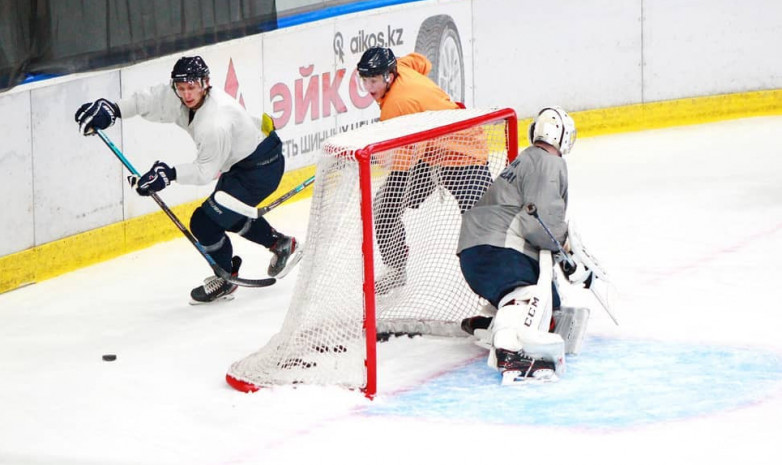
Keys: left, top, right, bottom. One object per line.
{"left": 227, "top": 108, "right": 518, "bottom": 396}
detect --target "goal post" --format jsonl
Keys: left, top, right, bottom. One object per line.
{"left": 227, "top": 108, "right": 518, "bottom": 398}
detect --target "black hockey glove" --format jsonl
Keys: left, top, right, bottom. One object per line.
{"left": 129, "top": 161, "right": 175, "bottom": 196}
{"left": 556, "top": 252, "right": 577, "bottom": 278}
{"left": 75, "top": 98, "right": 120, "bottom": 135}
{"left": 557, "top": 252, "right": 594, "bottom": 288}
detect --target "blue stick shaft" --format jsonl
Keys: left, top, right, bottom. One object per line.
{"left": 258, "top": 175, "right": 315, "bottom": 216}
{"left": 96, "top": 129, "right": 141, "bottom": 176}
{"left": 92, "top": 129, "right": 275, "bottom": 288}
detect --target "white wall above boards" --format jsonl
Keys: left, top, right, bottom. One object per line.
{"left": 471, "top": 0, "right": 642, "bottom": 116}
{"left": 642, "top": 0, "right": 782, "bottom": 101}
{"left": 32, "top": 72, "right": 125, "bottom": 245}
{"left": 0, "top": 90, "right": 34, "bottom": 256}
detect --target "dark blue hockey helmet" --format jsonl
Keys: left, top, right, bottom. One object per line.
{"left": 357, "top": 47, "right": 397, "bottom": 78}
{"left": 171, "top": 56, "right": 210, "bottom": 82}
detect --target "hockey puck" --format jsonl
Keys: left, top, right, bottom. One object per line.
{"left": 102, "top": 354, "right": 117, "bottom": 362}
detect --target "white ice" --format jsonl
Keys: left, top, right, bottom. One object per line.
{"left": 2, "top": 117, "right": 782, "bottom": 465}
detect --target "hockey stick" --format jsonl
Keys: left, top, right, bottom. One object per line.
{"left": 525, "top": 203, "right": 619, "bottom": 325}
{"left": 524, "top": 204, "right": 576, "bottom": 270}
{"left": 214, "top": 175, "right": 315, "bottom": 219}
{"left": 94, "top": 129, "right": 275, "bottom": 288}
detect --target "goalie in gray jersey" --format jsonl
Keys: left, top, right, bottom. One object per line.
{"left": 75, "top": 56, "right": 302, "bottom": 304}
{"left": 457, "top": 106, "right": 576, "bottom": 380}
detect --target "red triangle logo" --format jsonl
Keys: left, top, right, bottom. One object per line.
{"left": 224, "top": 58, "right": 245, "bottom": 108}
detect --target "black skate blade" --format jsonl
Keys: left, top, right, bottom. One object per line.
{"left": 501, "top": 368, "right": 558, "bottom": 386}
{"left": 189, "top": 294, "right": 236, "bottom": 306}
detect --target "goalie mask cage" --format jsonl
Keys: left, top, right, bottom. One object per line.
{"left": 227, "top": 108, "right": 518, "bottom": 397}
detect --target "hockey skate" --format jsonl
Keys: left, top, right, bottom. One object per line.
{"left": 494, "top": 349, "right": 558, "bottom": 385}
{"left": 190, "top": 256, "right": 241, "bottom": 305}
{"left": 490, "top": 279, "right": 566, "bottom": 384}
{"left": 461, "top": 315, "right": 493, "bottom": 335}
{"left": 268, "top": 235, "right": 303, "bottom": 278}
{"left": 374, "top": 266, "right": 407, "bottom": 295}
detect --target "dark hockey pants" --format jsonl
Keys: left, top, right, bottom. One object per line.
{"left": 373, "top": 161, "right": 491, "bottom": 270}
{"left": 190, "top": 132, "right": 285, "bottom": 273}
{"left": 459, "top": 244, "right": 561, "bottom": 310}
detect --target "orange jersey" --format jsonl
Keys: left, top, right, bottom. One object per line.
{"left": 377, "top": 53, "right": 458, "bottom": 120}
{"left": 376, "top": 53, "right": 488, "bottom": 171}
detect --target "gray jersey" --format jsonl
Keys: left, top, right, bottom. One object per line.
{"left": 118, "top": 84, "right": 265, "bottom": 185}
{"left": 456, "top": 145, "right": 568, "bottom": 261}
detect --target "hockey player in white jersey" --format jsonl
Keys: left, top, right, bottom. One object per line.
{"left": 457, "top": 106, "right": 578, "bottom": 383}
{"left": 74, "top": 56, "right": 302, "bottom": 303}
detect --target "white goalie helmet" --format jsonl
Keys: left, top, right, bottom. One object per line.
{"left": 528, "top": 106, "right": 577, "bottom": 155}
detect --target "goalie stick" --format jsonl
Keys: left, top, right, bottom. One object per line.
{"left": 93, "top": 129, "right": 276, "bottom": 288}
{"left": 525, "top": 203, "right": 619, "bottom": 325}
{"left": 214, "top": 175, "right": 315, "bottom": 219}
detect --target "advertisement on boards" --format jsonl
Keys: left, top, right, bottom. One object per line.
{"left": 262, "top": 0, "right": 473, "bottom": 170}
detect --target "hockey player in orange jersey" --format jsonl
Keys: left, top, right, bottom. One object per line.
{"left": 357, "top": 47, "right": 491, "bottom": 294}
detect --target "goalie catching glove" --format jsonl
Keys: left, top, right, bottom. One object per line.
{"left": 74, "top": 98, "right": 120, "bottom": 135}
{"left": 128, "top": 161, "right": 175, "bottom": 196}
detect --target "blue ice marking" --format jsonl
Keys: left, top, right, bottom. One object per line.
{"left": 367, "top": 337, "right": 782, "bottom": 429}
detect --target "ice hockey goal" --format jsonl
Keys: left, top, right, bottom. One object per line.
{"left": 227, "top": 108, "right": 518, "bottom": 397}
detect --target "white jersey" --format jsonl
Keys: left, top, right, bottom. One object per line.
{"left": 117, "top": 84, "right": 265, "bottom": 185}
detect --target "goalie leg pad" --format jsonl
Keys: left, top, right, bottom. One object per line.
{"left": 491, "top": 285, "right": 564, "bottom": 369}
{"left": 473, "top": 306, "right": 589, "bottom": 357}
{"left": 492, "top": 280, "right": 565, "bottom": 375}
{"left": 493, "top": 286, "right": 542, "bottom": 352}
{"left": 497, "top": 284, "right": 552, "bottom": 334}
{"left": 553, "top": 306, "right": 590, "bottom": 355}
{"left": 492, "top": 301, "right": 525, "bottom": 353}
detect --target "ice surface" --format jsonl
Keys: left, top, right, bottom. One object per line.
{"left": 1, "top": 117, "right": 781, "bottom": 464}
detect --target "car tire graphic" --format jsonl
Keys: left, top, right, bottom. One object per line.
{"left": 415, "top": 15, "right": 465, "bottom": 103}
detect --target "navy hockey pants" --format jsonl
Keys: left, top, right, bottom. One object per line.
{"left": 190, "top": 132, "right": 284, "bottom": 272}
{"left": 459, "top": 244, "right": 561, "bottom": 310}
